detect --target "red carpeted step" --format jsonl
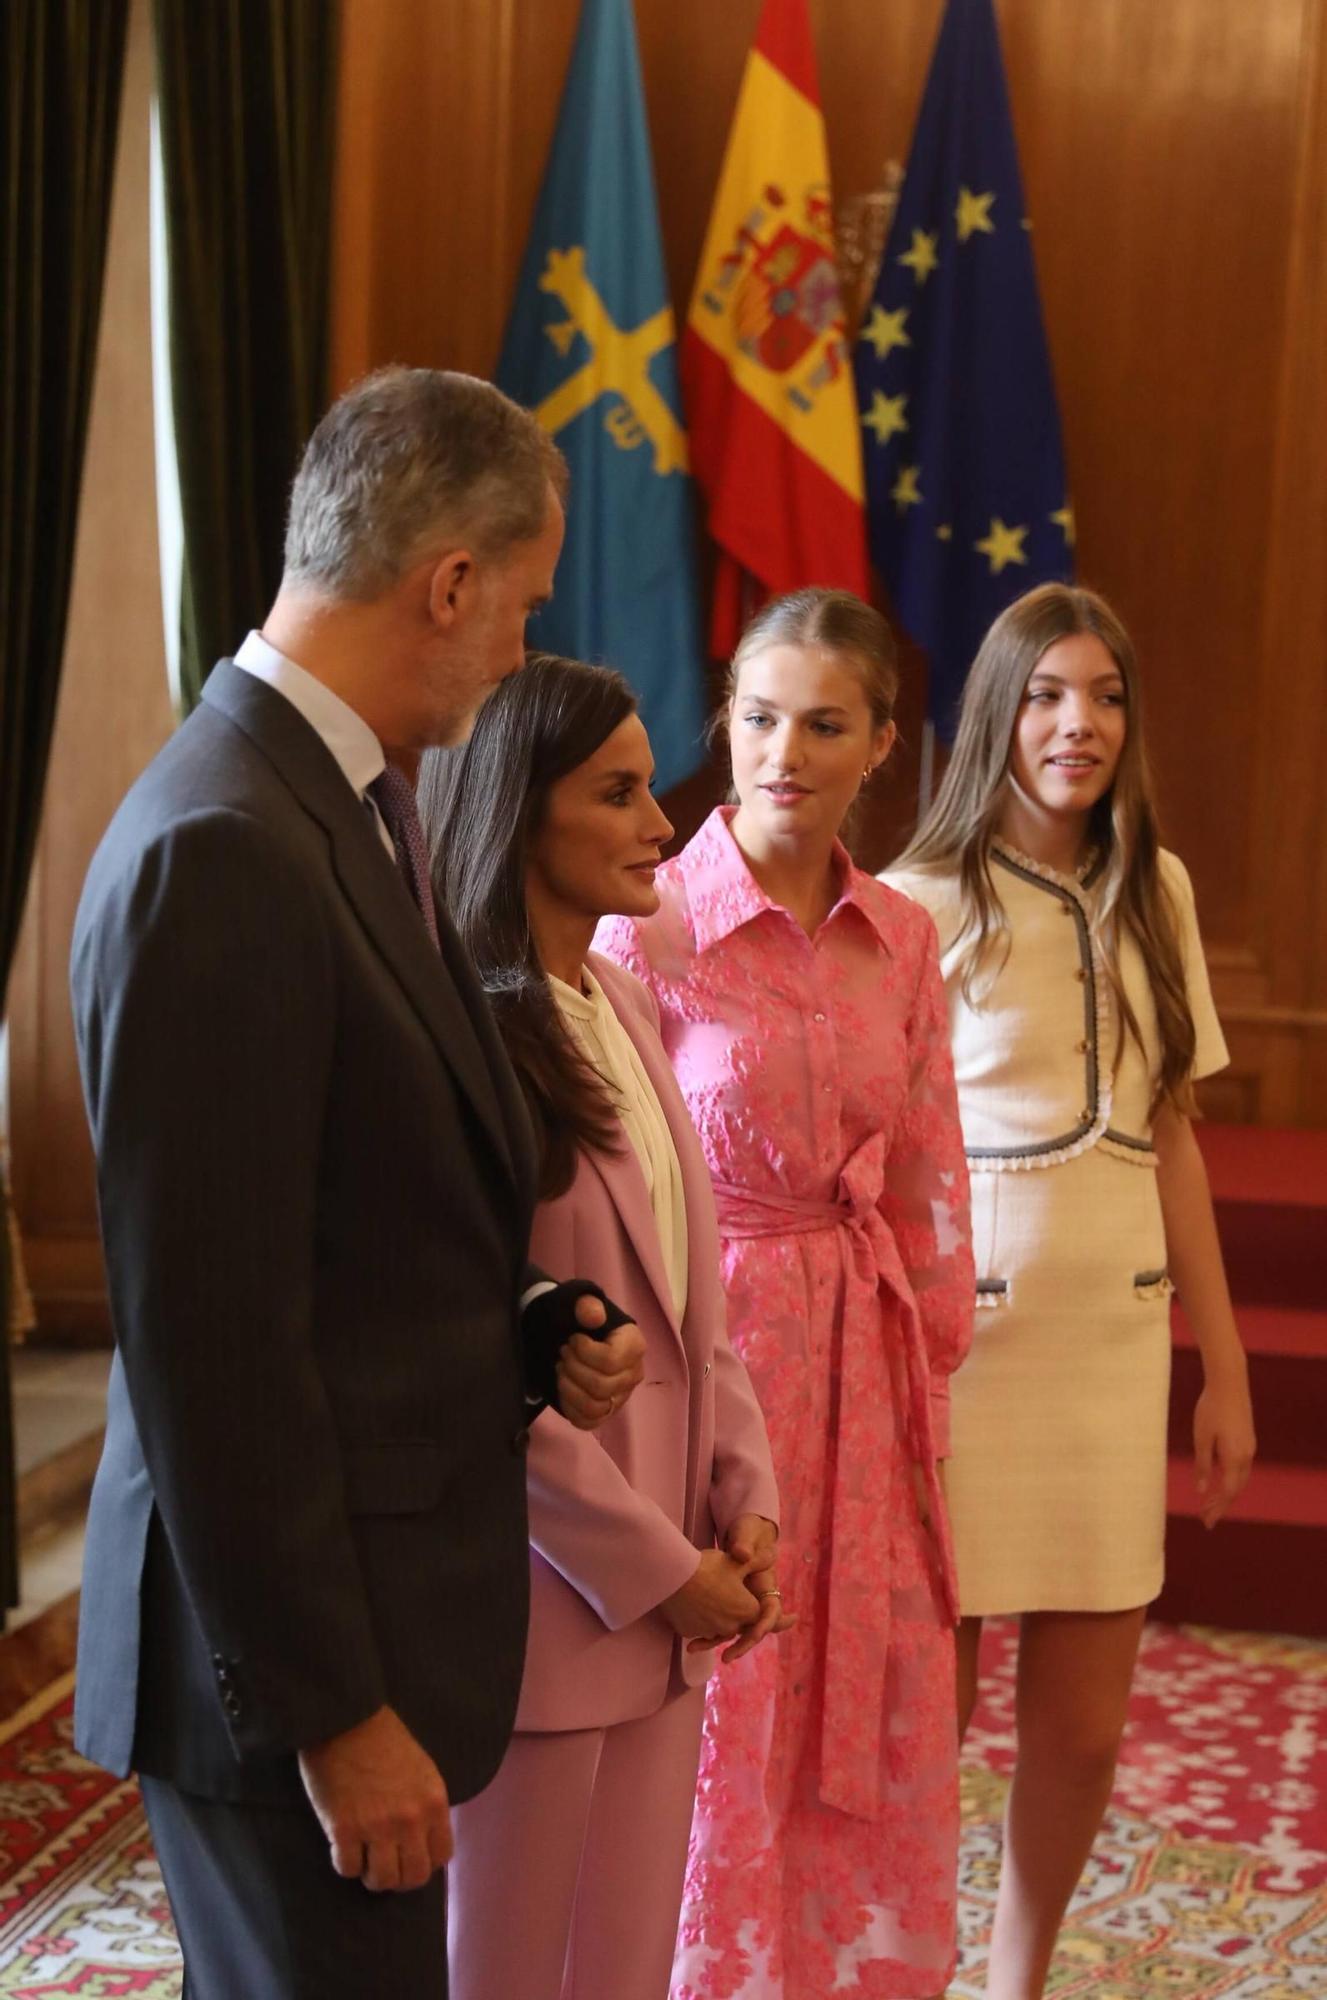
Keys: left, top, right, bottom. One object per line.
{"left": 1195, "top": 1123, "right": 1327, "bottom": 1311}
{"left": 1155, "top": 1457, "right": 1327, "bottom": 1635}
{"left": 1158, "top": 1126, "right": 1327, "bottom": 1635}
{"left": 1168, "top": 1302, "right": 1327, "bottom": 1465}
{"left": 1166, "top": 1457, "right": 1327, "bottom": 1526}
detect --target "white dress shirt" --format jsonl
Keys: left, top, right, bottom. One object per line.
{"left": 233, "top": 630, "right": 394, "bottom": 858}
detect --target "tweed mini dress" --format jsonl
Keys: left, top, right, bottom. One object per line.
{"left": 884, "top": 842, "right": 1227, "bottom": 1613}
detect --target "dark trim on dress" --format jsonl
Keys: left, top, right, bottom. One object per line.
{"left": 1104, "top": 1126, "right": 1153, "bottom": 1153}
{"left": 964, "top": 851, "right": 1100, "bottom": 1164}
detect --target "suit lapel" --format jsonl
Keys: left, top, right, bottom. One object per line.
{"left": 583, "top": 1135, "right": 683, "bottom": 1346}
{"left": 430, "top": 896, "right": 537, "bottom": 1214}
{"left": 202, "top": 663, "right": 517, "bottom": 1188}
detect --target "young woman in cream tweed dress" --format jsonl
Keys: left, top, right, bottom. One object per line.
{"left": 885, "top": 584, "right": 1256, "bottom": 2000}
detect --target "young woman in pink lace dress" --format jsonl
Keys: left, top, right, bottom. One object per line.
{"left": 597, "top": 590, "right": 975, "bottom": 1999}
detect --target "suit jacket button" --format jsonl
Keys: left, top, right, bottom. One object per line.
{"left": 222, "top": 1693, "right": 243, "bottom": 1721}
{"left": 512, "top": 1427, "right": 531, "bottom": 1454}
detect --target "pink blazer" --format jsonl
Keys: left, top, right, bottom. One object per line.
{"left": 515, "top": 955, "right": 779, "bottom": 1732}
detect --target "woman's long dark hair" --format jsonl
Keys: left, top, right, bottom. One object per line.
{"left": 417, "top": 654, "right": 639, "bottom": 1198}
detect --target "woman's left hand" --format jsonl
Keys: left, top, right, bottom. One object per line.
{"left": 1193, "top": 1370, "right": 1256, "bottom": 1529}
{"left": 687, "top": 1515, "right": 796, "bottom": 1661}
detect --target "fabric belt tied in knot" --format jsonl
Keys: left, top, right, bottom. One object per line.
{"left": 712, "top": 1132, "right": 957, "bottom": 1820}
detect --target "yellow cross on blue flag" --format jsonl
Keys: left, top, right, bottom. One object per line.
{"left": 855, "top": 0, "right": 1074, "bottom": 737}
{"left": 496, "top": 0, "right": 706, "bottom": 791}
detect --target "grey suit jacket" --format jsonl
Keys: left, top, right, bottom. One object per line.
{"left": 71, "top": 661, "right": 540, "bottom": 1803}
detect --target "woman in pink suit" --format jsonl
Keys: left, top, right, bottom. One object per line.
{"left": 597, "top": 589, "right": 975, "bottom": 1999}
{"left": 418, "top": 655, "right": 785, "bottom": 2000}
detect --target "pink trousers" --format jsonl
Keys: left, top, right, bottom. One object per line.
{"left": 447, "top": 1686, "right": 706, "bottom": 2000}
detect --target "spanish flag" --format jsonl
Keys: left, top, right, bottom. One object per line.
{"left": 683, "top": 0, "right": 868, "bottom": 654}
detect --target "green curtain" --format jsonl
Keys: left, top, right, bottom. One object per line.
{"left": 153, "top": 0, "right": 339, "bottom": 712}
{"left": 1, "top": 0, "right": 132, "bottom": 1614}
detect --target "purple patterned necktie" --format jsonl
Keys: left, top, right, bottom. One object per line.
{"left": 368, "top": 765, "right": 440, "bottom": 951}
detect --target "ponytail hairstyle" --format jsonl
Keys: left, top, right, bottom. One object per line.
{"left": 713, "top": 588, "right": 899, "bottom": 834}
{"left": 417, "top": 654, "right": 636, "bottom": 1197}
{"left": 896, "top": 583, "right": 1197, "bottom": 1113}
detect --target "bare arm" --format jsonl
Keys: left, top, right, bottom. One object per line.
{"left": 1153, "top": 1103, "right": 1256, "bottom": 1527}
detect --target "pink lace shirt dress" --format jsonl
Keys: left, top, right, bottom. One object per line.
{"left": 597, "top": 807, "right": 975, "bottom": 2000}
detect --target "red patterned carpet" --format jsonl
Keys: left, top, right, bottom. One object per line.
{"left": 954, "top": 1620, "right": 1327, "bottom": 1997}
{"left": 0, "top": 1622, "right": 1322, "bottom": 1994}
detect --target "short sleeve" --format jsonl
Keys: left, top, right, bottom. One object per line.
{"left": 878, "top": 864, "right": 961, "bottom": 955}
{"left": 1163, "top": 852, "right": 1228, "bottom": 1081}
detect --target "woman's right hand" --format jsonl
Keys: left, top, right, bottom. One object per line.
{"left": 659, "top": 1551, "right": 759, "bottom": 1642}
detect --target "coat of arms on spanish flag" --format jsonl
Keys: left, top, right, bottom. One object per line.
{"left": 683, "top": 0, "right": 869, "bottom": 655}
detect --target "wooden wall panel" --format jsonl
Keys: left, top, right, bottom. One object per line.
{"left": 7, "top": 0, "right": 1323, "bottom": 1334}
{"left": 329, "top": 0, "right": 1327, "bottom": 1123}
{"left": 1242, "top": 0, "right": 1327, "bottom": 1123}
{"left": 332, "top": 0, "right": 573, "bottom": 387}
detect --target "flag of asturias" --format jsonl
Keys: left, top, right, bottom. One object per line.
{"left": 855, "top": 0, "right": 1073, "bottom": 736}
{"left": 496, "top": 0, "right": 705, "bottom": 793}
{"left": 683, "top": 0, "right": 869, "bottom": 655}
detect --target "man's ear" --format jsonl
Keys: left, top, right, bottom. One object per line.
{"left": 427, "top": 549, "right": 475, "bottom": 630}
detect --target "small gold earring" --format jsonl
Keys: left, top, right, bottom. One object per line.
{"left": 863, "top": 764, "right": 874, "bottom": 779}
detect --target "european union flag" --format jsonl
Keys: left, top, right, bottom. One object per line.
{"left": 854, "top": 0, "right": 1073, "bottom": 737}
{"left": 496, "top": 0, "right": 706, "bottom": 793}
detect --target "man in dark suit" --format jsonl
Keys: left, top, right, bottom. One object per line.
{"left": 71, "top": 368, "right": 645, "bottom": 1996}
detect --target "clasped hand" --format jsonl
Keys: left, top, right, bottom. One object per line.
{"left": 660, "top": 1515, "right": 796, "bottom": 1665}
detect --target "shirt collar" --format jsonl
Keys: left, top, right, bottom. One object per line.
{"left": 679, "top": 806, "right": 892, "bottom": 954}
{"left": 233, "top": 630, "right": 385, "bottom": 800}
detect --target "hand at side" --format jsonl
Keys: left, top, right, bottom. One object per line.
{"left": 298, "top": 1706, "right": 451, "bottom": 1892}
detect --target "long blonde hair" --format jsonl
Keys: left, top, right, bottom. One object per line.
{"left": 897, "top": 584, "right": 1197, "bottom": 1113}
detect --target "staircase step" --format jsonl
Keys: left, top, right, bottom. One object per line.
{"left": 1167, "top": 1456, "right": 1327, "bottom": 1526}
{"left": 1155, "top": 1515, "right": 1327, "bottom": 1636}
{"left": 1172, "top": 1301, "right": 1327, "bottom": 1357}
{"left": 1157, "top": 1458, "right": 1327, "bottom": 1636}
{"left": 1197, "top": 1123, "right": 1327, "bottom": 1207}
{"left": 1169, "top": 1303, "right": 1327, "bottom": 1465}
{"left": 1196, "top": 1124, "right": 1327, "bottom": 1311}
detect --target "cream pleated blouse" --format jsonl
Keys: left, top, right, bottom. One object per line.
{"left": 550, "top": 968, "right": 689, "bottom": 1321}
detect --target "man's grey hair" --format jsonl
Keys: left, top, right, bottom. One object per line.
{"left": 283, "top": 367, "right": 568, "bottom": 600}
